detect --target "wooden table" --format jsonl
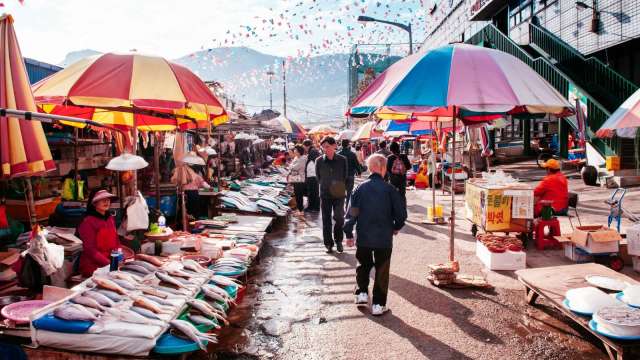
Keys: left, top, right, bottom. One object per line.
{"left": 516, "top": 263, "right": 640, "bottom": 360}
{"left": 198, "top": 190, "right": 221, "bottom": 218}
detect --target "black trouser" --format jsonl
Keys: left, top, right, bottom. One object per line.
{"left": 355, "top": 247, "right": 392, "bottom": 306}
{"left": 293, "top": 183, "right": 306, "bottom": 211}
{"left": 305, "top": 177, "right": 320, "bottom": 211}
{"left": 345, "top": 176, "right": 355, "bottom": 209}
{"left": 389, "top": 175, "right": 407, "bottom": 204}
{"left": 185, "top": 190, "right": 202, "bottom": 218}
{"left": 320, "top": 197, "right": 344, "bottom": 249}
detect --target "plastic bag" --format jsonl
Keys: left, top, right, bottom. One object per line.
{"left": 126, "top": 191, "right": 149, "bottom": 232}
{"left": 62, "top": 178, "right": 76, "bottom": 201}
{"left": 76, "top": 180, "right": 85, "bottom": 201}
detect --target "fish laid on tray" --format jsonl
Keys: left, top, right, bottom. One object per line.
{"left": 170, "top": 319, "right": 218, "bottom": 351}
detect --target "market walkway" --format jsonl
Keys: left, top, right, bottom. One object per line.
{"left": 212, "top": 161, "right": 638, "bottom": 360}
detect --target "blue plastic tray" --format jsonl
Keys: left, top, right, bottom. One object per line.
{"left": 615, "top": 292, "right": 640, "bottom": 308}
{"left": 589, "top": 320, "right": 640, "bottom": 340}
{"left": 562, "top": 299, "right": 593, "bottom": 317}
{"left": 32, "top": 313, "right": 94, "bottom": 333}
{"left": 153, "top": 332, "right": 206, "bottom": 354}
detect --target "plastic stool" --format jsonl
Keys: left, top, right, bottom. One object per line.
{"left": 535, "top": 217, "right": 561, "bottom": 250}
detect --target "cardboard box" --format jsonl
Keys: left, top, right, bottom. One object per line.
{"left": 571, "top": 225, "right": 621, "bottom": 254}
{"left": 628, "top": 224, "right": 640, "bottom": 256}
{"left": 476, "top": 241, "right": 526, "bottom": 271}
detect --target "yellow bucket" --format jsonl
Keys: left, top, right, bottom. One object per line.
{"left": 427, "top": 205, "right": 444, "bottom": 221}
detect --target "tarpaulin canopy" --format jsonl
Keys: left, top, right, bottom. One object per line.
{"left": 263, "top": 115, "right": 307, "bottom": 138}
{"left": 32, "top": 53, "right": 227, "bottom": 131}
{"left": 596, "top": 88, "right": 640, "bottom": 139}
{"left": 307, "top": 124, "right": 338, "bottom": 136}
{"left": 351, "top": 121, "right": 381, "bottom": 141}
{"left": 0, "top": 14, "right": 55, "bottom": 178}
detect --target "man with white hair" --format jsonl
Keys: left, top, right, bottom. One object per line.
{"left": 344, "top": 154, "right": 407, "bottom": 316}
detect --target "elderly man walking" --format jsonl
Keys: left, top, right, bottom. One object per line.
{"left": 316, "top": 136, "right": 348, "bottom": 253}
{"left": 344, "top": 154, "right": 407, "bottom": 315}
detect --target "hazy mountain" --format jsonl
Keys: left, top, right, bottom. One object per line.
{"left": 58, "top": 47, "right": 349, "bottom": 124}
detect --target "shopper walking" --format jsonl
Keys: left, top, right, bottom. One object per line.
{"left": 338, "top": 139, "right": 362, "bottom": 210}
{"left": 385, "top": 142, "right": 411, "bottom": 203}
{"left": 303, "top": 139, "right": 320, "bottom": 212}
{"left": 376, "top": 141, "right": 391, "bottom": 157}
{"left": 287, "top": 145, "right": 307, "bottom": 216}
{"left": 315, "top": 136, "right": 347, "bottom": 253}
{"left": 345, "top": 154, "right": 407, "bottom": 315}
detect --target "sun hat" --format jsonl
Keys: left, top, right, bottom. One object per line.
{"left": 92, "top": 190, "right": 117, "bottom": 204}
{"left": 541, "top": 158, "right": 561, "bottom": 170}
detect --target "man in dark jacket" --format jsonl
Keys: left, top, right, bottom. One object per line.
{"left": 303, "top": 139, "right": 320, "bottom": 212}
{"left": 345, "top": 154, "right": 406, "bottom": 316}
{"left": 385, "top": 141, "right": 411, "bottom": 203}
{"left": 338, "top": 139, "right": 361, "bottom": 210}
{"left": 315, "top": 136, "right": 348, "bottom": 253}
{"left": 376, "top": 141, "right": 391, "bottom": 157}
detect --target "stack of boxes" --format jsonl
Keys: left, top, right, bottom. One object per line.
{"left": 628, "top": 224, "right": 640, "bottom": 272}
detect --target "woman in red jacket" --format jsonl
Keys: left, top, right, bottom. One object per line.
{"left": 77, "top": 188, "right": 120, "bottom": 277}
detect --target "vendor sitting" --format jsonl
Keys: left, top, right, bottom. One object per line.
{"left": 77, "top": 188, "right": 120, "bottom": 277}
{"left": 534, "top": 159, "right": 568, "bottom": 217}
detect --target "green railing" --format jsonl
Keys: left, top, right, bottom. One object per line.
{"left": 466, "top": 24, "right": 616, "bottom": 156}
{"left": 529, "top": 23, "right": 638, "bottom": 112}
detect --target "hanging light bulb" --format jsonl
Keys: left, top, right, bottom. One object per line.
{"left": 106, "top": 152, "right": 149, "bottom": 171}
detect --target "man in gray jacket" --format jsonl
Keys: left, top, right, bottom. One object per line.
{"left": 315, "top": 136, "right": 347, "bottom": 253}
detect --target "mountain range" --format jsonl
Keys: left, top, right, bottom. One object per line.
{"left": 59, "top": 47, "right": 349, "bottom": 125}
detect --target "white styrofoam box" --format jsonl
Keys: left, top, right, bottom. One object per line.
{"left": 628, "top": 224, "right": 640, "bottom": 256}
{"left": 563, "top": 242, "right": 594, "bottom": 263}
{"left": 476, "top": 241, "right": 526, "bottom": 271}
{"left": 633, "top": 256, "right": 640, "bottom": 273}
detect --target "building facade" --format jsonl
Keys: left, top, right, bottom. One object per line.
{"left": 24, "top": 57, "right": 62, "bottom": 84}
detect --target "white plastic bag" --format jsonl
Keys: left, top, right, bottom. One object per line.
{"left": 126, "top": 191, "right": 149, "bottom": 232}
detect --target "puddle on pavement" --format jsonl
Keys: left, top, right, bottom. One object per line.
{"left": 193, "top": 215, "right": 326, "bottom": 358}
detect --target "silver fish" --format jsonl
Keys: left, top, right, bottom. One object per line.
{"left": 71, "top": 295, "right": 105, "bottom": 311}
{"left": 187, "top": 313, "right": 219, "bottom": 329}
{"left": 210, "top": 275, "right": 241, "bottom": 287}
{"left": 95, "top": 289, "right": 122, "bottom": 302}
{"left": 144, "top": 294, "right": 174, "bottom": 307}
{"left": 110, "top": 278, "right": 137, "bottom": 291}
{"left": 110, "top": 271, "right": 141, "bottom": 284}
{"left": 202, "top": 284, "right": 232, "bottom": 299}
{"left": 156, "top": 272, "right": 187, "bottom": 288}
{"left": 202, "top": 286, "right": 234, "bottom": 305}
{"left": 83, "top": 291, "right": 114, "bottom": 307}
{"left": 54, "top": 304, "right": 99, "bottom": 321}
{"left": 158, "top": 285, "right": 190, "bottom": 296}
{"left": 126, "top": 260, "right": 158, "bottom": 272}
{"left": 130, "top": 306, "right": 162, "bottom": 320}
{"left": 120, "top": 264, "right": 151, "bottom": 275}
{"left": 182, "top": 259, "right": 211, "bottom": 274}
{"left": 104, "top": 307, "right": 162, "bottom": 326}
{"left": 170, "top": 319, "right": 218, "bottom": 351}
{"left": 188, "top": 299, "right": 228, "bottom": 325}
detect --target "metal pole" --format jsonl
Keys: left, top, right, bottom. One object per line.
{"left": 408, "top": 23, "right": 413, "bottom": 55}
{"left": 24, "top": 178, "right": 37, "bottom": 227}
{"left": 73, "top": 128, "right": 79, "bottom": 178}
{"left": 431, "top": 121, "right": 436, "bottom": 221}
{"left": 450, "top": 108, "right": 457, "bottom": 262}
{"left": 154, "top": 132, "right": 161, "bottom": 210}
{"left": 282, "top": 60, "right": 287, "bottom": 117}
{"left": 132, "top": 126, "right": 138, "bottom": 196}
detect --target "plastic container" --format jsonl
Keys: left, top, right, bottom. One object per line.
{"left": 427, "top": 205, "right": 444, "bottom": 221}
{"left": 606, "top": 156, "right": 620, "bottom": 171}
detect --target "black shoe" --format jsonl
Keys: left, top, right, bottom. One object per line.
{"left": 336, "top": 243, "right": 344, "bottom": 253}
{"left": 325, "top": 247, "right": 334, "bottom": 254}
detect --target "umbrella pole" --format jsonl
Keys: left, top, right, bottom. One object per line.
{"left": 154, "top": 132, "right": 161, "bottom": 210}
{"left": 431, "top": 121, "right": 436, "bottom": 221}
{"left": 24, "top": 177, "right": 37, "bottom": 227}
{"left": 74, "top": 128, "right": 79, "bottom": 178}
{"left": 450, "top": 108, "right": 457, "bottom": 262}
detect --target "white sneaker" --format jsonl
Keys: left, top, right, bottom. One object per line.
{"left": 355, "top": 293, "right": 368, "bottom": 306}
{"left": 371, "top": 304, "right": 388, "bottom": 316}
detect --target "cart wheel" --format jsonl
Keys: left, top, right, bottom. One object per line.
{"left": 609, "top": 256, "right": 624, "bottom": 272}
{"left": 471, "top": 224, "right": 478, "bottom": 237}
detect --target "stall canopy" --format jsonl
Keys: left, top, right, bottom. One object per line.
{"left": 32, "top": 53, "right": 227, "bottom": 131}
{"left": 0, "top": 14, "right": 55, "bottom": 179}
{"left": 596, "top": 87, "right": 640, "bottom": 139}
{"left": 307, "top": 124, "right": 338, "bottom": 136}
{"left": 351, "top": 121, "right": 381, "bottom": 141}
{"left": 262, "top": 115, "right": 307, "bottom": 139}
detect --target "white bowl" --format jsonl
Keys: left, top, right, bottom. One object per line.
{"left": 565, "top": 287, "right": 622, "bottom": 314}
{"left": 594, "top": 306, "right": 640, "bottom": 337}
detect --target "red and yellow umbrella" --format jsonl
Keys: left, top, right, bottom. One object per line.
{"left": 0, "top": 14, "right": 55, "bottom": 178}
{"left": 32, "top": 53, "right": 227, "bottom": 131}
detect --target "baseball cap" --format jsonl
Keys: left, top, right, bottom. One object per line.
{"left": 92, "top": 190, "right": 117, "bottom": 203}
{"left": 541, "top": 158, "right": 560, "bottom": 170}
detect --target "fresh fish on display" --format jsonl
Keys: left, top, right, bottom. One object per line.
{"left": 130, "top": 306, "right": 162, "bottom": 320}
{"left": 120, "top": 264, "right": 151, "bottom": 275}
{"left": 168, "top": 268, "right": 199, "bottom": 279}
{"left": 210, "top": 275, "right": 241, "bottom": 287}
{"left": 201, "top": 286, "right": 234, "bottom": 305}
{"left": 125, "top": 260, "right": 159, "bottom": 272}
{"left": 136, "top": 254, "right": 164, "bottom": 267}
{"left": 182, "top": 259, "right": 212, "bottom": 274}
{"left": 144, "top": 294, "right": 174, "bottom": 307}
{"left": 157, "top": 285, "right": 190, "bottom": 296}
{"left": 170, "top": 319, "right": 218, "bottom": 351}
{"left": 187, "top": 313, "right": 220, "bottom": 329}
{"left": 139, "top": 287, "right": 169, "bottom": 299}
{"left": 84, "top": 291, "right": 115, "bottom": 307}
{"left": 110, "top": 271, "right": 142, "bottom": 284}
{"left": 156, "top": 271, "right": 187, "bottom": 289}
{"left": 188, "top": 299, "right": 228, "bottom": 325}
{"left": 202, "top": 284, "right": 233, "bottom": 301}
{"left": 104, "top": 307, "right": 162, "bottom": 326}
{"left": 110, "top": 278, "right": 137, "bottom": 291}
{"left": 95, "top": 289, "right": 122, "bottom": 302}
{"left": 92, "top": 277, "right": 128, "bottom": 295}
{"left": 133, "top": 296, "right": 171, "bottom": 314}
{"left": 71, "top": 295, "right": 106, "bottom": 311}
{"left": 54, "top": 304, "right": 99, "bottom": 321}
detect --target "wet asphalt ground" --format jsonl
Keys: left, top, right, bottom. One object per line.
{"left": 206, "top": 179, "right": 628, "bottom": 359}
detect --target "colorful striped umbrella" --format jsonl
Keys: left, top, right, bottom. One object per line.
{"left": 307, "top": 124, "right": 338, "bottom": 136}
{"left": 349, "top": 44, "right": 573, "bottom": 119}
{"left": 32, "top": 53, "right": 227, "bottom": 131}
{"left": 351, "top": 121, "right": 380, "bottom": 141}
{"left": 263, "top": 116, "right": 307, "bottom": 138}
{"left": 596, "top": 88, "right": 640, "bottom": 139}
{"left": 0, "top": 14, "right": 55, "bottom": 179}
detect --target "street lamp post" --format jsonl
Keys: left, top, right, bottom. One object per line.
{"left": 576, "top": 0, "right": 600, "bottom": 33}
{"left": 357, "top": 15, "right": 412, "bottom": 55}
{"left": 266, "top": 70, "right": 275, "bottom": 110}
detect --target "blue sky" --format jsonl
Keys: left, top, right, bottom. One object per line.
{"left": 2, "top": 0, "right": 433, "bottom": 64}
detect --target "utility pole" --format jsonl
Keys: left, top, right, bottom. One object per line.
{"left": 266, "top": 70, "right": 274, "bottom": 110}
{"left": 282, "top": 60, "right": 287, "bottom": 117}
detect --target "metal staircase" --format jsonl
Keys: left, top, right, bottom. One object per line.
{"left": 528, "top": 23, "right": 638, "bottom": 114}
{"left": 466, "top": 24, "right": 618, "bottom": 157}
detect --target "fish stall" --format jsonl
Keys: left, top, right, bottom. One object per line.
{"left": 217, "top": 173, "right": 292, "bottom": 218}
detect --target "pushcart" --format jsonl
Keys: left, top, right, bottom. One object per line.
{"left": 465, "top": 179, "right": 535, "bottom": 244}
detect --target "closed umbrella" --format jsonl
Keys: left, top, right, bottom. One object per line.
{"left": 0, "top": 14, "right": 56, "bottom": 225}
{"left": 596, "top": 88, "right": 640, "bottom": 139}
{"left": 349, "top": 43, "right": 573, "bottom": 262}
